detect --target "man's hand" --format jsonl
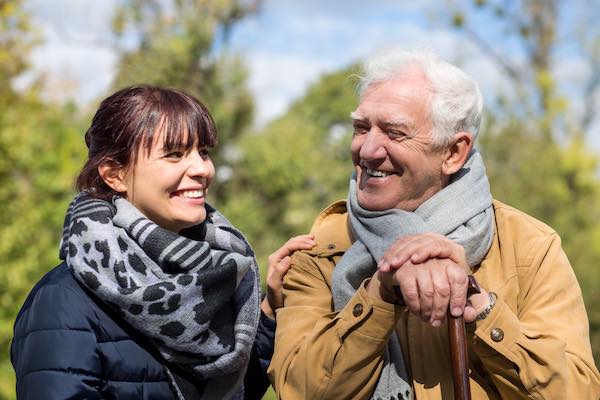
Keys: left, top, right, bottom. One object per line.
{"left": 367, "top": 233, "right": 491, "bottom": 326}
{"left": 393, "top": 258, "right": 468, "bottom": 326}
{"left": 261, "top": 234, "right": 316, "bottom": 319}
{"left": 378, "top": 233, "right": 467, "bottom": 273}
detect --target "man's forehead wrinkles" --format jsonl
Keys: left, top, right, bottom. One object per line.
{"left": 350, "top": 111, "right": 414, "bottom": 129}
{"left": 384, "top": 118, "right": 412, "bottom": 128}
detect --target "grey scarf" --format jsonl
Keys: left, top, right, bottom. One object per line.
{"left": 59, "top": 193, "right": 260, "bottom": 400}
{"left": 332, "top": 150, "right": 494, "bottom": 400}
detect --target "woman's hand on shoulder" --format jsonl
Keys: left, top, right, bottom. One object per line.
{"left": 261, "top": 234, "right": 316, "bottom": 319}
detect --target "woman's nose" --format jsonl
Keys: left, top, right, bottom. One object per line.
{"left": 187, "top": 152, "right": 213, "bottom": 177}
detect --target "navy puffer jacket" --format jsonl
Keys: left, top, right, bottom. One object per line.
{"left": 11, "top": 263, "right": 273, "bottom": 399}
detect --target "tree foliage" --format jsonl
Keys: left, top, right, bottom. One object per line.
{"left": 1, "top": 2, "right": 599, "bottom": 399}
{"left": 221, "top": 67, "right": 358, "bottom": 268}
{"left": 0, "top": 2, "right": 88, "bottom": 397}
{"left": 0, "top": 1, "right": 258, "bottom": 399}
{"left": 110, "top": 0, "right": 257, "bottom": 199}
{"left": 479, "top": 118, "right": 600, "bottom": 362}
{"left": 225, "top": 62, "right": 600, "bottom": 372}
{"left": 445, "top": 0, "right": 600, "bottom": 364}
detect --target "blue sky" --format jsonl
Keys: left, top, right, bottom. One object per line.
{"left": 21, "top": 0, "right": 599, "bottom": 147}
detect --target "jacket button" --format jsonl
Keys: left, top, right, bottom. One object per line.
{"left": 352, "top": 303, "right": 364, "bottom": 317}
{"left": 490, "top": 327, "right": 504, "bottom": 342}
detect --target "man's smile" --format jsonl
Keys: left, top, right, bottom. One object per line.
{"left": 365, "top": 168, "right": 394, "bottom": 178}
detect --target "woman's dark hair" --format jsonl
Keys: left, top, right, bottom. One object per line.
{"left": 76, "top": 85, "right": 218, "bottom": 200}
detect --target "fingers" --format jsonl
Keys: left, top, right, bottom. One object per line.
{"left": 396, "top": 264, "right": 420, "bottom": 315}
{"left": 265, "top": 234, "right": 316, "bottom": 314}
{"left": 267, "top": 256, "right": 291, "bottom": 284}
{"left": 266, "top": 234, "right": 315, "bottom": 290}
{"left": 463, "top": 290, "right": 490, "bottom": 323}
{"left": 447, "top": 263, "right": 468, "bottom": 317}
{"left": 265, "top": 256, "right": 290, "bottom": 310}
{"left": 378, "top": 233, "right": 467, "bottom": 272}
{"left": 429, "top": 262, "right": 451, "bottom": 326}
{"left": 415, "top": 266, "right": 434, "bottom": 324}
{"left": 268, "top": 234, "right": 316, "bottom": 262}
{"left": 394, "top": 259, "right": 468, "bottom": 327}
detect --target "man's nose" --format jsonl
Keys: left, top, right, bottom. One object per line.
{"left": 359, "top": 130, "right": 387, "bottom": 160}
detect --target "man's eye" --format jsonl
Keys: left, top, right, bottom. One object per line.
{"left": 353, "top": 125, "right": 369, "bottom": 135}
{"left": 388, "top": 130, "right": 407, "bottom": 140}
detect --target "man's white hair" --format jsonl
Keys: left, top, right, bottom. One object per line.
{"left": 357, "top": 48, "right": 483, "bottom": 147}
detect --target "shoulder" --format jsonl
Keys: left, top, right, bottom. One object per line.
{"left": 491, "top": 199, "right": 561, "bottom": 263}
{"left": 12, "top": 263, "right": 104, "bottom": 345}
{"left": 307, "top": 200, "right": 353, "bottom": 255}
{"left": 493, "top": 199, "right": 557, "bottom": 240}
{"left": 493, "top": 200, "right": 556, "bottom": 235}
{"left": 287, "top": 201, "right": 352, "bottom": 285}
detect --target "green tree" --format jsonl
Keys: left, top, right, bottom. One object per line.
{"left": 1, "top": 1, "right": 262, "bottom": 398}
{"left": 220, "top": 67, "right": 360, "bottom": 400}
{"left": 479, "top": 116, "right": 600, "bottom": 364}
{"left": 0, "top": 2, "right": 88, "bottom": 397}
{"left": 228, "top": 52, "right": 600, "bottom": 373}
{"left": 110, "top": 0, "right": 257, "bottom": 200}
{"left": 446, "top": 0, "right": 600, "bottom": 365}
{"left": 221, "top": 67, "right": 358, "bottom": 269}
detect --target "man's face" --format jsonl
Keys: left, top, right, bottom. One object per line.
{"left": 351, "top": 69, "right": 448, "bottom": 211}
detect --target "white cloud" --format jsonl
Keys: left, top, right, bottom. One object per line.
{"left": 22, "top": 0, "right": 599, "bottom": 153}
{"left": 245, "top": 53, "right": 337, "bottom": 125}
{"left": 236, "top": 12, "right": 516, "bottom": 127}
{"left": 23, "top": 0, "right": 120, "bottom": 103}
{"left": 29, "top": 43, "right": 117, "bottom": 104}
{"left": 26, "top": 0, "right": 119, "bottom": 37}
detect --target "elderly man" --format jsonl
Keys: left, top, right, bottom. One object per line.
{"left": 268, "top": 49, "right": 600, "bottom": 399}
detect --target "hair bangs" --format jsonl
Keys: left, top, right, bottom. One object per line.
{"left": 140, "top": 89, "right": 218, "bottom": 158}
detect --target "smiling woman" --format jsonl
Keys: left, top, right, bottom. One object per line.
{"left": 10, "top": 85, "right": 315, "bottom": 400}
{"left": 80, "top": 87, "right": 218, "bottom": 233}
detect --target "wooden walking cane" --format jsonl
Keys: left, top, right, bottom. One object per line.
{"left": 447, "top": 276, "right": 481, "bottom": 400}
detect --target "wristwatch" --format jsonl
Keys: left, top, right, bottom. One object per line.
{"left": 475, "top": 292, "right": 497, "bottom": 322}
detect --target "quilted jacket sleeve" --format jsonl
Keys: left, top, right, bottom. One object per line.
{"left": 11, "top": 271, "right": 103, "bottom": 400}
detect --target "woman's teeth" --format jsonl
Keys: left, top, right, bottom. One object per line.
{"left": 179, "top": 190, "right": 204, "bottom": 198}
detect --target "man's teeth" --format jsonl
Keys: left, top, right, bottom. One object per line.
{"left": 179, "top": 190, "right": 204, "bottom": 198}
{"left": 366, "top": 168, "right": 392, "bottom": 178}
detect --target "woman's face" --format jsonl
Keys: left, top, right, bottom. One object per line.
{"left": 118, "top": 129, "right": 215, "bottom": 233}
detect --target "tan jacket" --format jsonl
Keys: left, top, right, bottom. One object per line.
{"left": 269, "top": 200, "right": 600, "bottom": 399}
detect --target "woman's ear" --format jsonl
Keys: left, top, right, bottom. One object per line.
{"left": 442, "top": 132, "right": 473, "bottom": 176}
{"left": 98, "top": 161, "right": 128, "bottom": 193}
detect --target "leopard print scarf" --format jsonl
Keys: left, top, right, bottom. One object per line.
{"left": 59, "top": 193, "right": 260, "bottom": 400}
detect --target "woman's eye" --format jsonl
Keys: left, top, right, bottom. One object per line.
{"left": 164, "top": 151, "right": 184, "bottom": 159}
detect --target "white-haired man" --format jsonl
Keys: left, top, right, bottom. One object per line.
{"left": 268, "top": 49, "right": 600, "bottom": 399}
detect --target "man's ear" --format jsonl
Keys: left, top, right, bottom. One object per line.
{"left": 441, "top": 132, "right": 473, "bottom": 176}
{"left": 98, "top": 161, "right": 128, "bottom": 193}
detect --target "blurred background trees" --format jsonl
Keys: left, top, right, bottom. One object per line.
{"left": 0, "top": 0, "right": 87, "bottom": 396}
{"left": 1, "top": 0, "right": 599, "bottom": 398}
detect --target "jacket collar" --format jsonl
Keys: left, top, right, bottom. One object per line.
{"left": 307, "top": 200, "right": 353, "bottom": 255}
